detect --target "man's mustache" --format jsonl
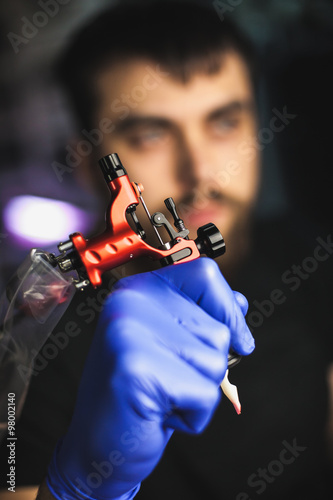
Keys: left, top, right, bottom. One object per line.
{"left": 175, "top": 186, "right": 239, "bottom": 217}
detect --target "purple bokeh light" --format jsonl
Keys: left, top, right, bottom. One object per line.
{"left": 3, "top": 195, "right": 92, "bottom": 246}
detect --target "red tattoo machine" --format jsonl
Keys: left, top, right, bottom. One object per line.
{"left": 52, "top": 153, "right": 226, "bottom": 290}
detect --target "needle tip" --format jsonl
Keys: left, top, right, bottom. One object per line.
{"left": 220, "top": 370, "right": 242, "bottom": 415}
{"left": 234, "top": 403, "right": 241, "bottom": 415}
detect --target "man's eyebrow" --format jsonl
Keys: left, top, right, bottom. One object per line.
{"left": 113, "top": 116, "right": 172, "bottom": 134}
{"left": 206, "top": 100, "right": 255, "bottom": 121}
{"left": 112, "top": 100, "right": 255, "bottom": 134}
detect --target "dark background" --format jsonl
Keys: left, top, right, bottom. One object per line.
{"left": 0, "top": 0, "right": 333, "bottom": 286}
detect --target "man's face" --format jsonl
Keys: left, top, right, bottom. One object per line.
{"left": 93, "top": 51, "right": 260, "bottom": 274}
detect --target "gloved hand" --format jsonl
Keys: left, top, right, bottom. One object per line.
{"left": 46, "top": 258, "right": 255, "bottom": 500}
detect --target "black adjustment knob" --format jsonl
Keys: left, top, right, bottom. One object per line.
{"left": 164, "top": 197, "right": 186, "bottom": 232}
{"left": 99, "top": 153, "right": 126, "bottom": 182}
{"left": 195, "top": 223, "right": 226, "bottom": 258}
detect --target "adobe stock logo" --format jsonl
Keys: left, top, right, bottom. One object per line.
{"left": 246, "top": 234, "right": 333, "bottom": 332}
{"left": 236, "top": 438, "right": 307, "bottom": 499}
{"left": 52, "top": 64, "right": 169, "bottom": 182}
{"left": 213, "top": 0, "right": 243, "bottom": 21}
{"left": 7, "top": 0, "right": 71, "bottom": 54}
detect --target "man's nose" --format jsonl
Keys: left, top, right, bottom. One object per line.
{"left": 175, "top": 131, "right": 211, "bottom": 190}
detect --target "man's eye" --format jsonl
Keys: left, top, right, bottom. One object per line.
{"left": 212, "top": 117, "right": 240, "bottom": 133}
{"left": 127, "top": 129, "right": 167, "bottom": 147}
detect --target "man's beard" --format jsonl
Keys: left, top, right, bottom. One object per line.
{"left": 176, "top": 189, "right": 254, "bottom": 270}
{"left": 123, "top": 188, "right": 254, "bottom": 282}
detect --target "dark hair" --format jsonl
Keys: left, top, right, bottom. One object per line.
{"left": 56, "top": 0, "right": 258, "bottom": 130}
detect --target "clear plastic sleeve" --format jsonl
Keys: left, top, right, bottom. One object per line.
{"left": 0, "top": 249, "right": 75, "bottom": 442}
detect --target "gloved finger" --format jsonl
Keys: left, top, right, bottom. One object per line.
{"left": 110, "top": 274, "right": 230, "bottom": 351}
{"left": 120, "top": 341, "right": 222, "bottom": 434}
{"left": 233, "top": 290, "right": 249, "bottom": 316}
{"left": 112, "top": 259, "right": 254, "bottom": 356}
{"left": 163, "top": 388, "right": 221, "bottom": 434}
{"left": 103, "top": 288, "right": 230, "bottom": 384}
{"left": 151, "top": 258, "right": 255, "bottom": 356}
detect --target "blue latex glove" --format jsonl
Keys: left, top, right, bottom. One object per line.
{"left": 46, "top": 258, "right": 255, "bottom": 500}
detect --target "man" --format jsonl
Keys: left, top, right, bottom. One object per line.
{"left": 1, "top": 2, "right": 332, "bottom": 499}
{"left": 52, "top": 0, "right": 260, "bottom": 281}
